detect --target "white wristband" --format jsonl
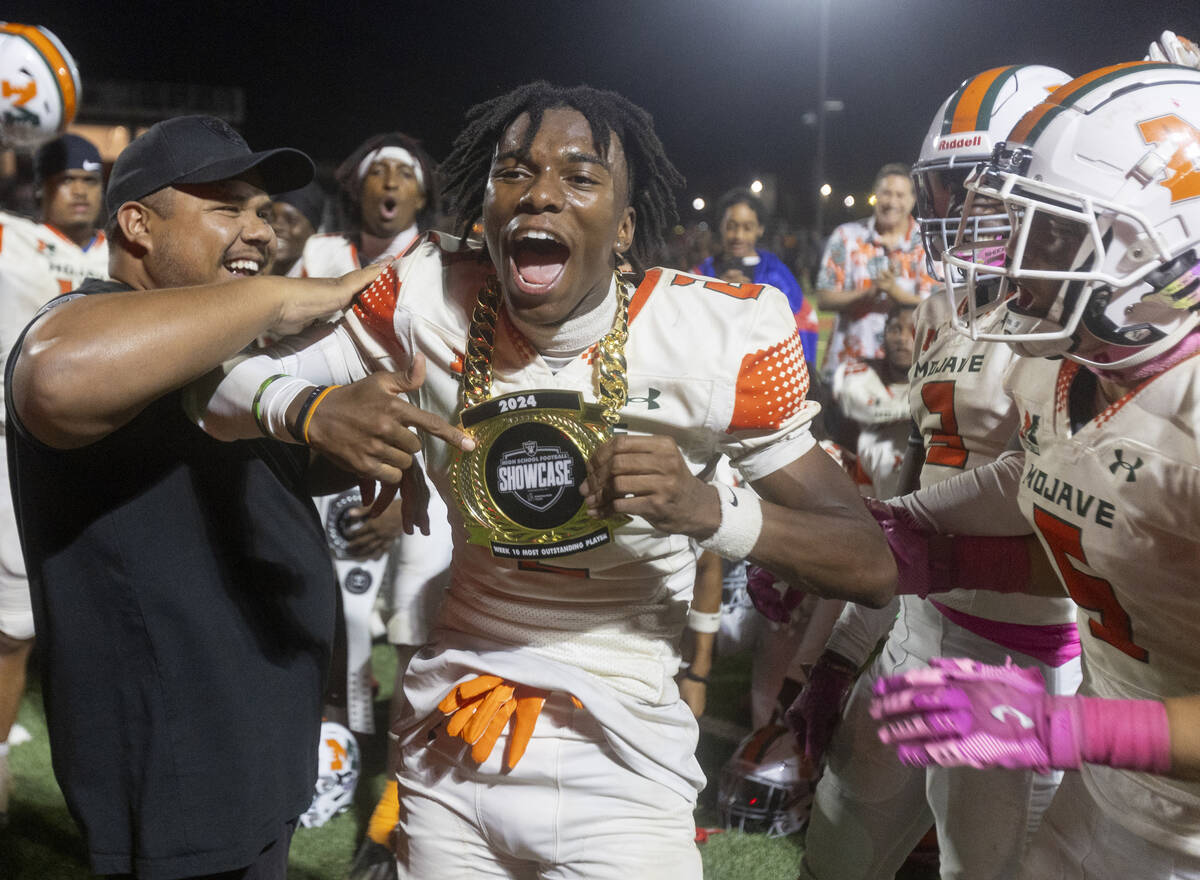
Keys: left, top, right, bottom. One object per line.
{"left": 258, "top": 377, "right": 312, "bottom": 444}
{"left": 687, "top": 608, "right": 722, "bottom": 633}
{"left": 698, "top": 481, "right": 762, "bottom": 561}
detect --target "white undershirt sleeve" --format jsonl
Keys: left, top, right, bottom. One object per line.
{"left": 890, "top": 450, "right": 1029, "bottom": 536}
{"left": 823, "top": 598, "right": 899, "bottom": 667}
{"left": 186, "top": 320, "right": 373, "bottom": 442}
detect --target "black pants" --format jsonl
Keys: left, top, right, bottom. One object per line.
{"left": 106, "top": 819, "right": 297, "bottom": 880}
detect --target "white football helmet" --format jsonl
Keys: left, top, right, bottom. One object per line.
{"left": 717, "top": 722, "right": 814, "bottom": 838}
{"left": 913, "top": 65, "right": 1070, "bottom": 299}
{"left": 0, "top": 23, "right": 80, "bottom": 150}
{"left": 945, "top": 62, "right": 1200, "bottom": 369}
{"left": 300, "top": 721, "right": 361, "bottom": 828}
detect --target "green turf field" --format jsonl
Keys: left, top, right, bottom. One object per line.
{"left": 3, "top": 640, "right": 939, "bottom": 879}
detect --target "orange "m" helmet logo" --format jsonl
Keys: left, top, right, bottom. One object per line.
{"left": 1137, "top": 114, "right": 1200, "bottom": 203}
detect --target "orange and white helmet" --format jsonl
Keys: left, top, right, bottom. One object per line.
{"left": 945, "top": 62, "right": 1200, "bottom": 369}
{"left": 913, "top": 65, "right": 1070, "bottom": 289}
{"left": 299, "top": 721, "right": 360, "bottom": 828}
{"left": 0, "top": 23, "right": 80, "bottom": 150}
{"left": 717, "top": 722, "right": 815, "bottom": 838}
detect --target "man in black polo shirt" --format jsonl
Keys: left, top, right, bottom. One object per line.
{"left": 4, "top": 116, "right": 467, "bottom": 879}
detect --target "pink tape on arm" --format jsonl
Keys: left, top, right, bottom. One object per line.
{"left": 1074, "top": 697, "right": 1172, "bottom": 775}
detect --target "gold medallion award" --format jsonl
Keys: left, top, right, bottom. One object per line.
{"left": 449, "top": 274, "right": 631, "bottom": 559}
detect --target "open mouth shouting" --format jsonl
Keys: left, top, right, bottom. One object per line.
{"left": 510, "top": 229, "right": 570, "bottom": 296}
{"left": 379, "top": 195, "right": 399, "bottom": 222}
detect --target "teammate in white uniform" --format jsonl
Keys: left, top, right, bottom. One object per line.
{"left": 292, "top": 132, "right": 437, "bottom": 279}
{"left": 194, "top": 82, "right": 896, "bottom": 879}
{"left": 830, "top": 304, "right": 915, "bottom": 499}
{"left": 872, "top": 62, "right": 1200, "bottom": 880}
{"left": 0, "top": 131, "right": 105, "bottom": 825}
{"left": 797, "top": 66, "right": 1083, "bottom": 880}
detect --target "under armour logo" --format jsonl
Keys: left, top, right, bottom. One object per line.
{"left": 627, "top": 387, "right": 661, "bottom": 409}
{"left": 990, "top": 705, "right": 1034, "bottom": 729}
{"left": 1109, "top": 449, "right": 1143, "bottom": 482}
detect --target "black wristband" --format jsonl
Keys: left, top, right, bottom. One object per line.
{"left": 289, "top": 385, "right": 326, "bottom": 444}
{"left": 682, "top": 669, "right": 710, "bottom": 684}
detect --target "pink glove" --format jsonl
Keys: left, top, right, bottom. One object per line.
{"left": 870, "top": 657, "right": 1171, "bottom": 775}
{"left": 746, "top": 564, "right": 805, "bottom": 623}
{"left": 785, "top": 651, "right": 858, "bottom": 766}
{"left": 864, "top": 499, "right": 1030, "bottom": 598}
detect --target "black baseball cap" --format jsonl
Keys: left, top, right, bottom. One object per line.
{"left": 275, "top": 180, "right": 327, "bottom": 231}
{"left": 106, "top": 115, "right": 314, "bottom": 224}
{"left": 34, "top": 133, "right": 103, "bottom": 186}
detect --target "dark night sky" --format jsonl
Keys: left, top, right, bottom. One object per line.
{"left": 15, "top": 0, "right": 1200, "bottom": 226}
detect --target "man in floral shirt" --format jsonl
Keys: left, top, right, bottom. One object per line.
{"left": 816, "top": 163, "right": 934, "bottom": 381}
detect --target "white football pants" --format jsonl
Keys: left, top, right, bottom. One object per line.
{"left": 395, "top": 693, "right": 702, "bottom": 880}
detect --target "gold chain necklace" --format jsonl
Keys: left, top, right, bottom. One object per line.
{"left": 450, "top": 271, "right": 633, "bottom": 558}
{"left": 461, "top": 272, "right": 630, "bottom": 425}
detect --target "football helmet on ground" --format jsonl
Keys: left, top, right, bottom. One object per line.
{"left": 299, "top": 720, "right": 361, "bottom": 828}
{"left": 717, "top": 722, "right": 814, "bottom": 838}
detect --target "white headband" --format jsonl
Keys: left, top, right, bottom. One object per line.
{"left": 357, "top": 146, "right": 424, "bottom": 191}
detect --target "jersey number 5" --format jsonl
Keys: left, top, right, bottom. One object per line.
{"left": 921, "top": 380, "right": 967, "bottom": 468}
{"left": 1032, "top": 505, "right": 1147, "bottom": 662}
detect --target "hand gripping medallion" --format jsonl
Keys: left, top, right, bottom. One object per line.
{"left": 449, "top": 274, "right": 631, "bottom": 558}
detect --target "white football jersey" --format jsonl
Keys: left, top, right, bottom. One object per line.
{"left": 1006, "top": 352, "right": 1200, "bottom": 856}
{"left": 911, "top": 296, "right": 1076, "bottom": 627}
{"left": 832, "top": 359, "right": 909, "bottom": 499}
{"left": 0, "top": 211, "right": 106, "bottom": 611}
{"left": 222, "top": 234, "right": 819, "bottom": 799}
{"left": 832, "top": 359, "right": 909, "bottom": 427}
{"left": 0, "top": 211, "right": 107, "bottom": 425}
{"left": 293, "top": 226, "right": 419, "bottom": 277}
{"left": 911, "top": 297, "right": 1018, "bottom": 482}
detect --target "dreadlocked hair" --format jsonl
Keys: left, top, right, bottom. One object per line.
{"left": 439, "top": 82, "right": 684, "bottom": 270}
{"left": 333, "top": 132, "right": 440, "bottom": 235}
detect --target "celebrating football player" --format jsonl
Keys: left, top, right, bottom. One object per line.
{"left": 871, "top": 62, "right": 1200, "bottom": 879}
{"left": 193, "top": 81, "right": 895, "bottom": 878}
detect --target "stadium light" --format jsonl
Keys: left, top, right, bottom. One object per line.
{"left": 820, "top": 183, "right": 832, "bottom": 197}
{"left": 749, "top": 179, "right": 764, "bottom": 194}
{"left": 868, "top": 193, "right": 877, "bottom": 206}
{"left": 692, "top": 196, "right": 706, "bottom": 211}
{"left": 843, "top": 195, "right": 855, "bottom": 208}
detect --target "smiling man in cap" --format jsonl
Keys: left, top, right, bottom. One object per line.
{"left": 3, "top": 115, "right": 466, "bottom": 879}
